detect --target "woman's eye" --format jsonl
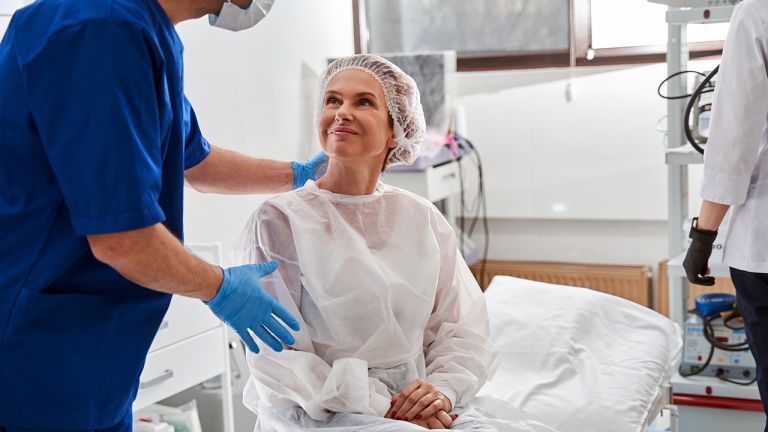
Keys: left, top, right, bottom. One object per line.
{"left": 358, "top": 98, "right": 373, "bottom": 106}
{"left": 326, "top": 96, "right": 340, "bottom": 105}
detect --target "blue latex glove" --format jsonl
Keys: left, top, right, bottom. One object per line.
{"left": 206, "top": 261, "right": 300, "bottom": 353}
{"left": 291, "top": 151, "right": 328, "bottom": 189}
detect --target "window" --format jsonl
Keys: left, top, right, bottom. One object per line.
{"left": 354, "top": 0, "right": 729, "bottom": 71}
{"left": 364, "top": 0, "right": 569, "bottom": 55}
{"left": 591, "top": 0, "right": 729, "bottom": 48}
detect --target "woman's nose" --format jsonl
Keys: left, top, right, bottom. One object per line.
{"left": 335, "top": 105, "right": 353, "bottom": 122}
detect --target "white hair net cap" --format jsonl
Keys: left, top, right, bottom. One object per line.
{"left": 316, "top": 54, "right": 426, "bottom": 166}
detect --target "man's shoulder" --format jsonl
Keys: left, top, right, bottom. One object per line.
{"left": 13, "top": 0, "right": 155, "bottom": 61}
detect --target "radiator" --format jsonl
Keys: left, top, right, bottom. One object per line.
{"left": 470, "top": 260, "right": 653, "bottom": 308}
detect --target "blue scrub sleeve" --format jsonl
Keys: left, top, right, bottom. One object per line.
{"left": 182, "top": 95, "right": 211, "bottom": 170}
{"left": 21, "top": 20, "right": 166, "bottom": 236}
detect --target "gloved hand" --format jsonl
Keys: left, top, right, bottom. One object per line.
{"left": 292, "top": 151, "right": 328, "bottom": 189}
{"left": 206, "top": 261, "right": 300, "bottom": 353}
{"left": 682, "top": 217, "right": 718, "bottom": 286}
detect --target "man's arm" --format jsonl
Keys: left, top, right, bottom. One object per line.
{"left": 87, "top": 223, "right": 222, "bottom": 301}
{"left": 185, "top": 145, "right": 294, "bottom": 194}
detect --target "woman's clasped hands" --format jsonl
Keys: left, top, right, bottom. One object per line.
{"left": 385, "top": 379, "right": 459, "bottom": 429}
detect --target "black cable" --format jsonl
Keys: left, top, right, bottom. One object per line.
{"left": 457, "top": 151, "right": 465, "bottom": 257}
{"left": 722, "top": 305, "right": 746, "bottom": 330}
{"left": 680, "top": 309, "right": 756, "bottom": 385}
{"left": 454, "top": 135, "right": 482, "bottom": 237}
{"left": 454, "top": 133, "right": 490, "bottom": 288}
{"left": 658, "top": 70, "right": 708, "bottom": 100}
{"left": 684, "top": 66, "right": 720, "bottom": 155}
{"left": 703, "top": 314, "right": 749, "bottom": 352}
{"left": 479, "top": 167, "right": 489, "bottom": 289}
{"left": 680, "top": 342, "right": 714, "bottom": 378}
{"left": 716, "top": 371, "right": 758, "bottom": 386}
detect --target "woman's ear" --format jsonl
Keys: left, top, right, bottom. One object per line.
{"left": 387, "top": 135, "right": 397, "bottom": 149}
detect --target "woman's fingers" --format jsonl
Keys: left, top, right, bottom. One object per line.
{"left": 400, "top": 379, "right": 423, "bottom": 397}
{"left": 410, "top": 418, "right": 430, "bottom": 429}
{"left": 426, "top": 417, "right": 445, "bottom": 429}
{"left": 390, "top": 380, "right": 421, "bottom": 418}
{"left": 436, "top": 410, "right": 456, "bottom": 428}
{"left": 408, "top": 394, "right": 443, "bottom": 421}
{"left": 395, "top": 385, "right": 431, "bottom": 420}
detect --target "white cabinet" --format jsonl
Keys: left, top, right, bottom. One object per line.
{"left": 134, "top": 328, "right": 226, "bottom": 410}
{"left": 148, "top": 296, "right": 221, "bottom": 352}
{"left": 384, "top": 161, "right": 461, "bottom": 203}
{"left": 133, "top": 244, "right": 234, "bottom": 432}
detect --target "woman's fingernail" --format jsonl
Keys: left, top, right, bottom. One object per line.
{"left": 451, "top": 414, "right": 459, "bottom": 420}
{"left": 415, "top": 414, "right": 422, "bottom": 420}
{"left": 403, "top": 417, "right": 409, "bottom": 421}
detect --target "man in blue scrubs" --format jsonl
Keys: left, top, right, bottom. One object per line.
{"left": 0, "top": 0, "right": 326, "bottom": 430}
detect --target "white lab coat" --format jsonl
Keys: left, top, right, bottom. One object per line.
{"left": 235, "top": 181, "right": 556, "bottom": 432}
{"left": 702, "top": 0, "right": 768, "bottom": 272}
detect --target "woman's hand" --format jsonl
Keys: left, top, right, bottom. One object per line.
{"left": 409, "top": 410, "right": 457, "bottom": 429}
{"left": 387, "top": 379, "right": 453, "bottom": 422}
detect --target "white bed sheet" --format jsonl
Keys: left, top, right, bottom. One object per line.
{"left": 478, "top": 276, "right": 682, "bottom": 432}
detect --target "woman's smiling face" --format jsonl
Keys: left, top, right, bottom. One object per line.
{"left": 317, "top": 69, "right": 396, "bottom": 167}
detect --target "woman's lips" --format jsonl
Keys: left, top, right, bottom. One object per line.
{"left": 329, "top": 127, "right": 359, "bottom": 135}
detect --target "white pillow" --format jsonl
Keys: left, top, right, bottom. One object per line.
{"left": 478, "top": 276, "right": 682, "bottom": 432}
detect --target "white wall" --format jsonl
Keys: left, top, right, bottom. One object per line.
{"left": 0, "top": 0, "right": 31, "bottom": 37}
{"left": 178, "top": 0, "right": 355, "bottom": 265}
{"left": 456, "top": 61, "right": 715, "bottom": 296}
{"left": 455, "top": 61, "right": 715, "bottom": 222}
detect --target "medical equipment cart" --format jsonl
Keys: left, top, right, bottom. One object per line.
{"left": 661, "top": 4, "right": 765, "bottom": 430}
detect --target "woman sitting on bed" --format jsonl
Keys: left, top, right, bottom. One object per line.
{"left": 237, "top": 54, "right": 554, "bottom": 432}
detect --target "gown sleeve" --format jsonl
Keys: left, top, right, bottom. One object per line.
{"left": 422, "top": 209, "right": 500, "bottom": 409}
{"left": 236, "top": 201, "right": 392, "bottom": 420}
{"left": 701, "top": 1, "right": 768, "bottom": 206}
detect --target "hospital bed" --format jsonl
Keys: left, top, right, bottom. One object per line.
{"left": 478, "top": 276, "right": 683, "bottom": 432}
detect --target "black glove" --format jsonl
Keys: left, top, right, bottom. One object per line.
{"left": 682, "top": 217, "right": 718, "bottom": 286}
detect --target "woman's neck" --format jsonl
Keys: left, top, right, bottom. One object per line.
{"left": 315, "top": 158, "right": 382, "bottom": 196}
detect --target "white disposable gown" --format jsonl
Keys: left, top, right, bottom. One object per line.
{"left": 236, "top": 180, "right": 556, "bottom": 432}
{"left": 701, "top": 0, "right": 768, "bottom": 272}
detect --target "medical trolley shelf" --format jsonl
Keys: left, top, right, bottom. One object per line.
{"left": 664, "top": 3, "right": 738, "bottom": 326}
{"left": 662, "top": 2, "right": 762, "bottom": 425}
{"left": 665, "top": 147, "right": 703, "bottom": 165}
{"left": 666, "top": 249, "right": 729, "bottom": 278}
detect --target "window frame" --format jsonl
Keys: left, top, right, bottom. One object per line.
{"left": 352, "top": 0, "right": 724, "bottom": 71}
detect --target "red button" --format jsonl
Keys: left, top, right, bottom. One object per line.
{"left": 706, "top": 386, "right": 713, "bottom": 396}
{"left": 704, "top": 9, "right": 711, "bottom": 19}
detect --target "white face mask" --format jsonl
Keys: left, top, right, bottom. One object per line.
{"left": 209, "top": 0, "right": 276, "bottom": 32}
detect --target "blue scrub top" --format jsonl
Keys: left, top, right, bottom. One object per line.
{"left": 0, "top": 0, "right": 210, "bottom": 428}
